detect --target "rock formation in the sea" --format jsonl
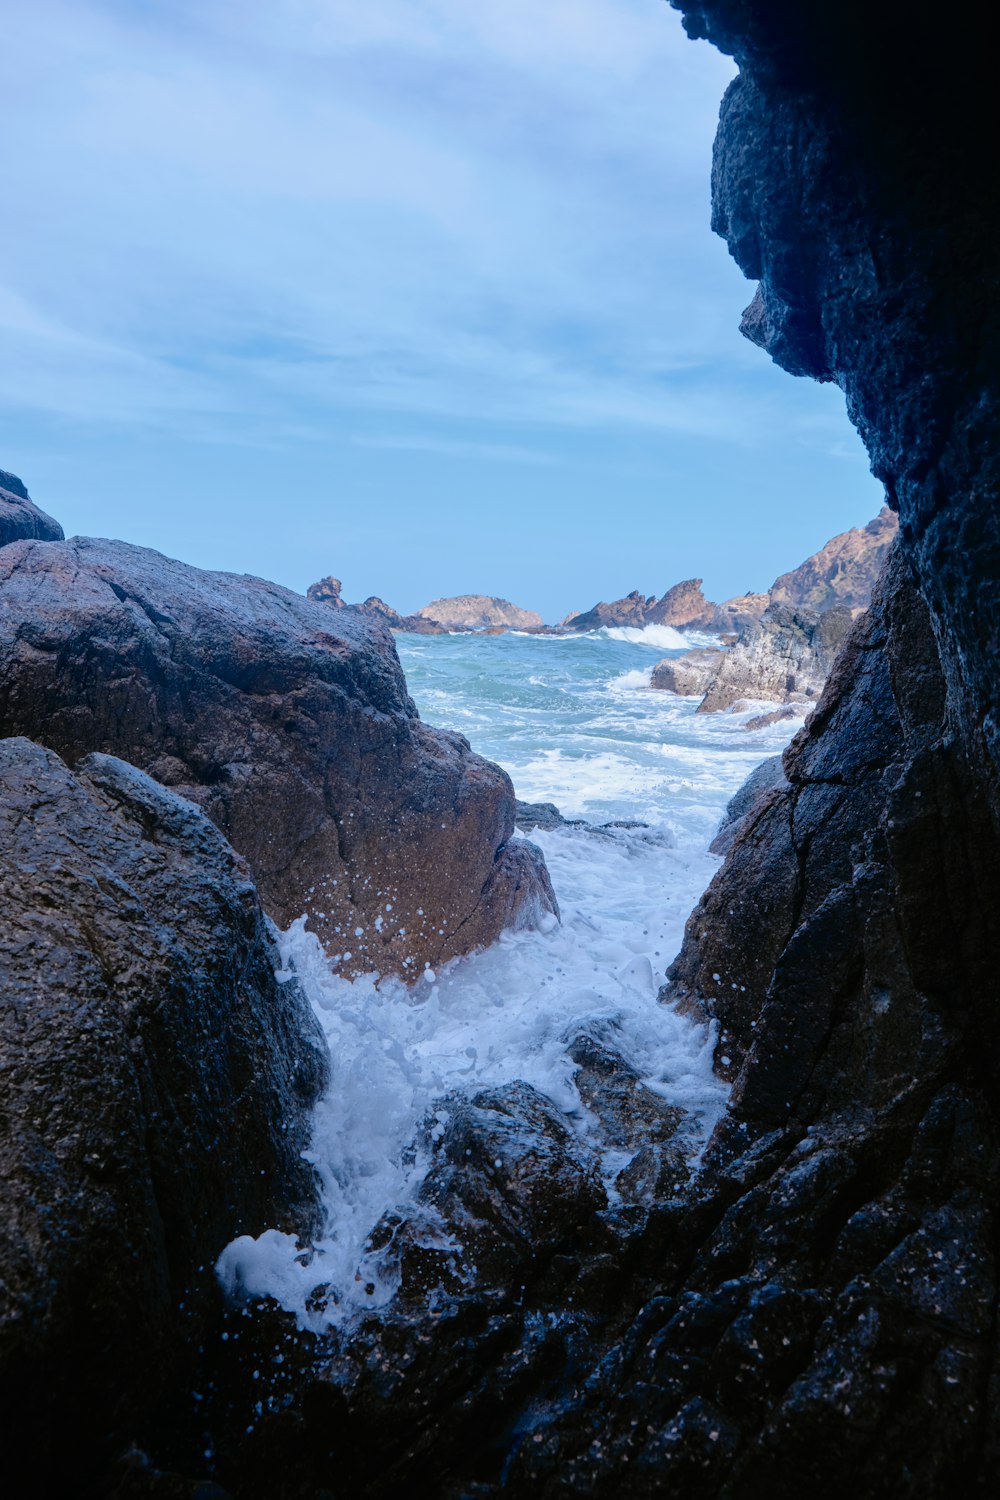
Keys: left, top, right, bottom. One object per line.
{"left": 650, "top": 646, "right": 725, "bottom": 696}
{"left": 697, "top": 601, "right": 854, "bottom": 711}
{"left": 770, "top": 505, "right": 897, "bottom": 613}
{"left": 306, "top": 576, "right": 450, "bottom": 632}
{"left": 306, "top": 574, "right": 343, "bottom": 605}
{"left": 415, "top": 594, "right": 544, "bottom": 631}
{"left": 650, "top": 513, "right": 890, "bottom": 710}
{"left": 0, "top": 737, "right": 327, "bottom": 1491}
{"left": 0, "top": 537, "right": 556, "bottom": 978}
{"left": 0, "top": 467, "right": 64, "bottom": 546}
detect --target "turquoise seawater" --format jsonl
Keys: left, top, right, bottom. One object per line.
{"left": 397, "top": 624, "right": 795, "bottom": 844}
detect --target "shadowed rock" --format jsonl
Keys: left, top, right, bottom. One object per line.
{"left": 0, "top": 537, "right": 557, "bottom": 977}
{"left": 0, "top": 467, "right": 64, "bottom": 546}
{"left": 0, "top": 737, "right": 327, "bottom": 1492}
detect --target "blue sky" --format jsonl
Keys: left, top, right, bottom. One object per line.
{"left": 0, "top": 0, "right": 883, "bottom": 621}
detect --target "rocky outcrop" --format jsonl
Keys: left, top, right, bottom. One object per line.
{"left": 306, "top": 575, "right": 343, "bottom": 605}
{"left": 563, "top": 590, "right": 652, "bottom": 631}
{"left": 698, "top": 602, "right": 854, "bottom": 711}
{"left": 416, "top": 595, "right": 544, "bottom": 631}
{"left": 650, "top": 647, "right": 725, "bottom": 696}
{"left": 46, "top": 0, "right": 1000, "bottom": 1494}
{"left": 770, "top": 506, "right": 898, "bottom": 613}
{"left": 0, "top": 467, "right": 64, "bottom": 546}
{"left": 647, "top": 579, "right": 724, "bottom": 630}
{"left": 0, "top": 537, "right": 556, "bottom": 978}
{"left": 0, "top": 737, "right": 327, "bottom": 1491}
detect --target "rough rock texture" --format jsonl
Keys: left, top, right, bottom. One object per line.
{"left": 717, "top": 590, "right": 769, "bottom": 631}
{"left": 708, "top": 753, "right": 787, "bottom": 856}
{"left": 0, "top": 467, "right": 64, "bottom": 546}
{"left": 650, "top": 647, "right": 725, "bottom": 696}
{"left": 770, "top": 506, "right": 898, "bottom": 613}
{"left": 646, "top": 579, "right": 723, "bottom": 630}
{"left": 306, "top": 575, "right": 343, "bottom": 605}
{"left": 416, "top": 595, "right": 543, "bottom": 631}
{"left": 563, "top": 589, "right": 652, "bottom": 631}
{"left": 83, "top": 1, "right": 1000, "bottom": 1495}
{"left": 0, "top": 537, "right": 556, "bottom": 977}
{"left": 697, "top": 602, "right": 854, "bottom": 712}
{"left": 0, "top": 737, "right": 327, "bottom": 1492}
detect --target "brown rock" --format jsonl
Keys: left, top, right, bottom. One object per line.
{"left": 306, "top": 575, "right": 343, "bottom": 605}
{"left": 0, "top": 737, "right": 326, "bottom": 1490}
{"left": 769, "top": 506, "right": 898, "bottom": 613}
{"left": 0, "top": 538, "right": 556, "bottom": 978}
{"left": 415, "top": 595, "right": 543, "bottom": 631}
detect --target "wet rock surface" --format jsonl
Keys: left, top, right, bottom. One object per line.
{"left": 0, "top": 536, "right": 556, "bottom": 977}
{"left": 0, "top": 737, "right": 327, "bottom": 1492}
{"left": 0, "top": 467, "right": 64, "bottom": 546}
{"left": 708, "top": 753, "right": 787, "bottom": 856}
{"left": 146, "top": 2, "right": 1000, "bottom": 1494}
{"left": 12, "top": 0, "right": 1000, "bottom": 1494}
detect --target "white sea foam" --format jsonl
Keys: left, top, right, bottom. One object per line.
{"left": 600, "top": 623, "right": 689, "bottom": 649}
{"left": 218, "top": 629, "right": 801, "bottom": 1331}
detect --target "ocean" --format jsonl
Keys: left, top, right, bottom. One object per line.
{"left": 219, "top": 625, "right": 803, "bottom": 1326}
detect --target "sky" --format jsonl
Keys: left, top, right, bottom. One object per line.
{"left": 0, "top": 0, "right": 885, "bottom": 621}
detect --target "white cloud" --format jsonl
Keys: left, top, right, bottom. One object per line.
{"left": 0, "top": 0, "right": 754, "bottom": 443}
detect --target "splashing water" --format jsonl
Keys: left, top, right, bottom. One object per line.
{"left": 218, "top": 628, "right": 801, "bottom": 1328}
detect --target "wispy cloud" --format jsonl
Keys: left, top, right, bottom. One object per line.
{"left": 2, "top": 0, "right": 746, "bottom": 440}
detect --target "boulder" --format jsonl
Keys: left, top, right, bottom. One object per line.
{"left": 697, "top": 602, "right": 854, "bottom": 712}
{"left": 0, "top": 467, "right": 64, "bottom": 547}
{"left": 0, "top": 737, "right": 327, "bottom": 1490}
{"left": 650, "top": 647, "right": 725, "bottom": 695}
{"left": 0, "top": 537, "right": 557, "bottom": 978}
{"left": 415, "top": 595, "right": 544, "bottom": 631}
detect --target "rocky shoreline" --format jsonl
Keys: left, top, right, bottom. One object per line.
{"left": 3, "top": 0, "right": 999, "bottom": 1492}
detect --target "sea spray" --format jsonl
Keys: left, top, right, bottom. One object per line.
{"left": 218, "top": 628, "right": 801, "bottom": 1328}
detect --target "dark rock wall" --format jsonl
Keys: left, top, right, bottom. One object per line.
{"left": 0, "top": 739, "right": 328, "bottom": 1490}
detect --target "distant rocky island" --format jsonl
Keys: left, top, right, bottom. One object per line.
{"left": 307, "top": 507, "right": 897, "bottom": 722}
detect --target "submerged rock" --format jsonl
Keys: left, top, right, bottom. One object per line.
{"left": 0, "top": 737, "right": 326, "bottom": 1490}
{"left": 0, "top": 467, "right": 64, "bottom": 546}
{"left": 0, "top": 537, "right": 557, "bottom": 978}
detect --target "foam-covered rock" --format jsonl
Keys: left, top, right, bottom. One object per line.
{"left": 0, "top": 537, "right": 556, "bottom": 977}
